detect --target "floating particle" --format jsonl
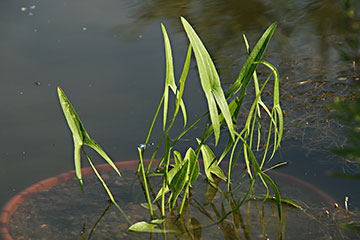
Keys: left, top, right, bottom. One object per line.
{"left": 34, "top": 29, "right": 38, "bottom": 33}
{"left": 139, "top": 34, "right": 143, "bottom": 38}
{"left": 334, "top": 202, "right": 339, "bottom": 208}
{"left": 337, "top": 77, "right": 347, "bottom": 81}
{"left": 297, "top": 80, "right": 312, "bottom": 85}
{"left": 34, "top": 82, "right": 41, "bottom": 86}
{"left": 28, "top": 12, "right": 33, "bottom": 16}
{"left": 40, "top": 224, "right": 48, "bottom": 229}
{"left": 82, "top": 26, "right": 87, "bottom": 31}
{"left": 345, "top": 196, "right": 349, "bottom": 214}
{"left": 30, "top": 5, "right": 36, "bottom": 9}
{"left": 21, "top": 7, "right": 27, "bottom": 12}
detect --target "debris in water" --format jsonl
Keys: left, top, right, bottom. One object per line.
{"left": 297, "top": 80, "right": 312, "bottom": 85}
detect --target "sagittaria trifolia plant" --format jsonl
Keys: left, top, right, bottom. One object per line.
{"left": 58, "top": 17, "right": 290, "bottom": 234}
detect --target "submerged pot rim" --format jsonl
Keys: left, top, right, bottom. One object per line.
{"left": 0, "top": 160, "right": 142, "bottom": 240}
{"left": 0, "top": 159, "right": 334, "bottom": 240}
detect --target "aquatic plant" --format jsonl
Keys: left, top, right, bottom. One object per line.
{"left": 58, "top": 17, "right": 289, "bottom": 235}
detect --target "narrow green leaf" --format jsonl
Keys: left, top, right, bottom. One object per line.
{"left": 161, "top": 24, "right": 174, "bottom": 130}
{"left": 58, "top": 87, "right": 85, "bottom": 187}
{"left": 174, "top": 43, "right": 192, "bottom": 128}
{"left": 279, "top": 197, "right": 302, "bottom": 209}
{"left": 263, "top": 162, "right": 288, "bottom": 172}
{"left": 57, "top": 87, "right": 84, "bottom": 145}
{"left": 161, "top": 24, "right": 187, "bottom": 129}
{"left": 260, "top": 61, "right": 283, "bottom": 152}
{"left": 83, "top": 148, "right": 130, "bottom": 224}
{"left": 181, "top": 17, "right": 235, "bottom": 145}
{"left": 261, "top": 172, "right": 282, "bottom": 221}
{"left": 74, "top": 143, "right": 83, "bottom": 190}
{"left": 226, "top": 22, "right": 277, "bottom": 99}
{"left": 84, "top": 138, "right": 121, "bottom": 176}
{"left": 58, "top": 87, "right": 122, "bottom": 204}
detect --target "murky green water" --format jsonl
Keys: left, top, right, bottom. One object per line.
{"left": 1, "top": 0, "right": 359, "bottom": 238}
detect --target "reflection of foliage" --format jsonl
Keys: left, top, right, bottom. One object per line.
{"left": 337, "top": 0, "right": 360, "bottom": 67}
{"left": 331, "top": 81, "right": 360, "bottom": 233}
{"left": 116, "top": 0, "right": 360, "bottom": 158}
{"left": 331, "top": 82, "right": 360, "bottom": 178}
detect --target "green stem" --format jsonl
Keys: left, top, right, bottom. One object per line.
{"left": 138, "top": 147, "right": 154, "bottom": 218}
{"left": 82, "top": 147, "right": 131, "bottom": 225}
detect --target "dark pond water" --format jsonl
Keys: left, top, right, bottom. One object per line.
{"left": 1, "top": 0, "right": 360, "bottom": 238}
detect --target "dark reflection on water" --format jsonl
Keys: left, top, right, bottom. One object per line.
{"left": 0, "top": 0, "right": 360, "bottom": 236}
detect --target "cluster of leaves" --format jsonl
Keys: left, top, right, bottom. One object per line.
{"left": 133, "top": 17, "right": 286, "bottom": 232}
{"left": 58, "top": 17, "right": 287, "bottom": 235}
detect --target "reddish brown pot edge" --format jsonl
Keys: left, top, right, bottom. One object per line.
{"left": 0, "top": 160, "right": 143, "bottom": 240}
{"left": 0, "top": 159, "right": 334, "bottom": 240}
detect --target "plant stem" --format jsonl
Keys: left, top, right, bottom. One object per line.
{"left": 138, "top": 147, "right": 154, "bottom": 218}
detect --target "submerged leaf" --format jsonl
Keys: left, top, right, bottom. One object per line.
{"left": 129, "top": 220, "right": 177, "bottom": 233}
{"left": 185, "top": 217, "right": 202, "bottom": 240}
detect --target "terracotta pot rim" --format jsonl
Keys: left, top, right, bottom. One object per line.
{"left": 0, "top": 159, "right": 334, "bottom": 240}
{"left": 0, "top": 160, "right": 143, "bottom": 240}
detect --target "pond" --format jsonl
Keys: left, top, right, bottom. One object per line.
{"left": 1, "top": 0, "right": 359, "bottom": 238}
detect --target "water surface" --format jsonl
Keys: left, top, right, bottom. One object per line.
{"left": 1, "top": 0, "right": 359, "bottom": 232}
